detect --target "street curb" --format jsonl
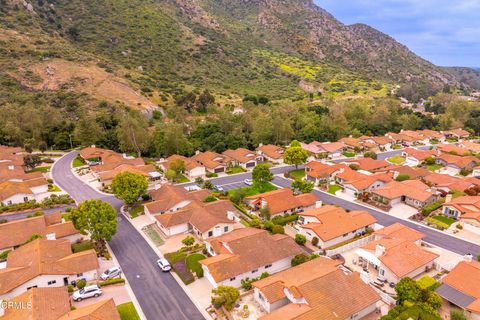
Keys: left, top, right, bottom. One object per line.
{"left": 105, "top": 242, "right": 148, "bottom": 320}
{"left": 120, "top": 212, "right": 210, "bottom": 320}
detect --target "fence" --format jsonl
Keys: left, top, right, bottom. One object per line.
{"left": 325, "top": 235, "right": 375, "bottom": 256}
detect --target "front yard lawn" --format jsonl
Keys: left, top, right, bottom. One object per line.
{"left": 289, "top": 169, "right": 306, "bottom": 180}
{"left": 186, "top": 253, "right": 206, "bottom": 277}
{"left": 426, "top": 215, "right": 456, "bottom": 229}
{"left": 430, "top": 215, "right": 456, "bottom": 226}
{"left": 342, "top": 151, "right": 356, "bottom": 158}
{"left": 141, "top": 225, "right": 165, "bottom": 246}
{"left": 72, "top": 156, "right": 86, "bottom": 168}
{"left": 427, "top": 164, "right": 443, "bottom": 172}
{"left": 387, "top": 156, "right": 405, "bottom": 164}
{"left": 228, "top": 182, "right": 277, "bottom": 197}
{"left": 71, "top": 240, "right": 94, "bottom": 253}
{"left": 48, "top": 184, "right": 61, "bottom": 192}
{"left": 27, "top": 166, "right": 50, "bottom": 173}
{"left": 129, "top": 204, "right": 144, "bottom": 218}
{"left": 176, "top": 174, "right": 190, "bottom": 183}
{"left": 328, "top": 185, "right": 342, "bottom": 194}
{"left": 117, "top": 302, "right": 141, "bottom": 320}
{"left": 226, "top": 166, "right": 247, "bottom": 175}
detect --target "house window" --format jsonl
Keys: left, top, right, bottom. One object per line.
{"left": 252, "top": 269, "right": 258, "bottom": 274}
{"left": 47, "top": 280, "right": 56, "bottom": 285}
{"left": 23, "top": 197, "right": 29, "bottom": 202}
{"left": 258, "top": 292, "right": 265, "bottom": 301}
{"left": 208, "top": 231, "right": 213, "bottom": 237}
{"left": 230, "top": 277, "right": 236, "bottom": 281}
{"left": 343, "top": 233, "right": 348, "bottom": 237}
{"left": 76, "top": 273, "right": 83, "bottom": 277}
{"left": 224, "top": 226, "right": 228, "bottom": 232}
{"left": 379, "top": 269, "right": 385, "bottom": 276}
{"left": 264, "top": 264, "right": 272, "bottom": 269}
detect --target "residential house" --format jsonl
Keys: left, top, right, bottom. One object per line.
{"left": 386, "top": 132, "right": 422, "bottom": 146}
{"left": 300, "top": 141, "right": 344, "bottom": 159}
{"left": 443, "top": 128, "right": 470, "bottom": 140}
{"left": 355, "top": 224, "right": 438, "bottom": 284}
{"left": 335, "top": 168, "right": 392, "bottom": 197}
{"left": 222, "top": 148, "right": 261, "bottom": 170}
{"left": 0, "top": 212, "right": 81, "bottom": 253}
{"left": 97, "top": 163, "right": 158, "bottom": 186}
{"left": 338, "top": 137, "right": 363, "bottom": 152}
{"left": 0, "top": 238, "right": 99, "bottom": 300}
{"left": 402, "top": 148, "right": 438, "bottom": 167}
{"left": 437, "top": 144, "right": 472, "bottom": 156}
{"left": 344, "top": 158, "right": 391, "bottom": 172}
{"left": 296, "top": 205, "right": 376, "bottom": 249}
{"left": 416, "top": 129, "right": 445, "bottom": 143}
{"left": 256, "top": 144, "right": 285, "bottom": 164}
{"left": 371, "top": 180, "right": 438, "bottom": 209}
{"left": 422, "top": 173, "right": 474, "bottom": 194}
{"left": 253, "top": 257, "right": 381, "bottom": 320}
{"left": 155, "top": 200, "right": 241, "bottom": 239}
{"left": 191, "top": 151, "right": 232, "bottom": 173}
{"left": 305, "top": 162, "right": 347, "bottom": 185}
{"left": 436, "top": 260, "right": 480, "bottom": 320}
{"left": 0, "top": 178, "right": 49, "bottom": 206}
{"left": 200, "top": 228, "right": 303, "bottom": 288}
{"left": 0, "top": 287, "right": 120, "bottom": 319}
{"left": 244, "top": 188, "right": 318, "bottom": 218}
{"left": 442, "top": 196, "right": 480, "bottom": 227}
{"left": 374, "top": 165, "right": 431, "bottom": 181}
{"left": 144, "top": 184, "right": 210, "bottom": 215}
{"left": 474, "top": 166, "right": 480, "bottom": 178}
{"left": 158, "top": 155, "right": 206, "bottom": 180}
{"left": 79, "top": 146, "right": 113, "bottom": 163}
{"left": 400, "top": 130, "right": 430, "bottom": 145}
{"left": 436, "top": 153, "right": 478, "bottom": 175}
{"left": 365, "top": 136, "right": 393, "bottom": 151}
{"left": 459, "top": 141, "right": 480, "bottom": 154}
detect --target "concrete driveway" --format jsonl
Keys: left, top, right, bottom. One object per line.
{"left": 388, "top": 204, "right": 418, "bottom": 219}
{"left": 72, "top": 284, "right": 131, "bottom": 308}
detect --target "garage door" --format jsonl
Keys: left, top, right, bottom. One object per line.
{"left": 246, "top": 162, "right": 255, "bottom": 168}
{"left": 214, "top": 167, "right": 225, "bottom": 173}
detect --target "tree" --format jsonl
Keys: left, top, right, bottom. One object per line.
{"left": 395, "top": 278, "right": 421, "bottom": 305}
{"left": 38, "top": 141, "right": 47, "bottom": 153}
{"left": 252, "top": 163, "right": 273, "bottom": 185}
{"left": 364, "top": 151, "right": 377, "bottom": 159}
{"left": 154, "top": 123, "right": 192, "bottom": 157}
{"left": 284, "top": 146, "right": 309, "bottom": 169}
{"left": 395, "top": 174, "right": 410, "bottom": 182}
{"left": 290, "top": 140, "right": 301, "bottom": 147}
{"left": 74, "top": 116, "right": 101, "bottom": 147}
{"left": 424, "top": 156, "right": 436, "bottom": 165}
{"left": 169, "top": 159, "right": 185, "bottom": 175}
{"left": 295, "top": 234, "right": 306, "bottom": 245}
{"left": 292, "top": 179, "right": 314, "bottom": 193}
{"left": 271, "top": 225, "right": 285, "bottom": 234}
{"left": 211, "top": 286, "right": 240, "bottom": 311}
{"left": 450, "top": 309, "right": 467, "bottom": 320}
{"left": 111, "top": 172, "right": 148, "bottom": 205}
{"left": 76, "top": 279, "right": 87, "bottom": 289}
{"left": 23, "top": 154, "right": 41, "bottom": 169}
{"left": 291, "top": 253, "right": 310, "bottom": 266}
{"left": 165, "top": 169, "right": 177, "bottom": 182}
{"left": 182, "top": 236, "right": 195, "bottom": 247}
{"left": 117, "top": 110, "right": 151, "bottom": 157}
{"left": 71, "top": 200, "right": 117, "bottom": 252}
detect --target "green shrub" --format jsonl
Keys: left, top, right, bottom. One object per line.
{"left": 0, "top": 250, "right": 11, "bottom": 262}
{"left": 99, "top": 278, "right": 125, "bottom": 287}
{"left": 450, "top": 309, "right": 467, "bottom": 320}
{"left": 203, "top": 195, "right": 217, "bottom": 203}
{"left": 295, "top": 234, "right": 307, "bottom": 245}
{"left": 417, "top": 276, "right": 438, "bottom": 291}
{"left": 71, "top": 241, "right": 94, "bottom": 253}
{"left": 67, "top": 285, "right": 74, "bottom": 293}
{"left": 76, "top": 279, "right": 86, "bottom": 289}
{"left": 271, "top": 225, "right": 285, "bottom": 234}
{"left": 421, "top": 199, "right": 445, "bottom": 216}
{"left": 312, "top": 237, "right": 319, "bottom": 246}
{"left": 395, "top": 174, "right": 410, "bottom": 182}
{"left": 456, "top": 224, "right": 463, "bottom": 229}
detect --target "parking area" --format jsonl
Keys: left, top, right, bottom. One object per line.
{"left": 72, "top": 283, "right": 131, "bottom": 308}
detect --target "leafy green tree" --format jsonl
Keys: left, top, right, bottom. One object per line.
{"left": 211, "top": 286, "right": 240, "bottom": 311}
{"left": 169, "top": 159, "right": 186, "bottom": 175}
{"left": 290, "top": 140, "right": 301, "bottom": 147}
{"left": 395, "top": 278, "right": 421, "bottom": 305}
{"left": 154, "top": 123, "right": 192, "bottom": 156}
{"left": 291, "top": 253, "right": 310, "bottom": 266}
{"left": 182, "top": 236, "right": 195, "bottom": 247}
{"left": 450, "top": 309, "right": 467, "bottom": 320}
{"left": 284, "top": 146, "right": 309, "bottom": 169}
{"left": 117, "top": 110, "right": 151, "bottom": 157}
{"left": 292, "top": 179, "right": 314, "bottom": 193}
{"left": 295, "top": 234, "right": 306, "bottom": 245}
{"left": 364, "top": 151, "right": 377, "bottom": 159}
{"left": 71, "top": 200, "right": 117, "bottom": 243}
{"left": 165, "top": 169, "right": 177, "bottom": 182}
{"left": 395, "top": 174, "right": 410, "bottom": 182}
{"left": 74, "top": 116, "right": 102, "bottom": 147}
{"left": 252, "top": 163, "right": 273, "bottom": 185}
{"left": 111, "top": 172, "right": 148, "bottom": 205}
{"left": 271, "top": 225, "right": 285, "bottom": 234}
{"left": 23, "top": 154, "right": 41, "bottom": 169}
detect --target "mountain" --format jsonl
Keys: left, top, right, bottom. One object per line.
{"left": 0, "top": 0, "right": 461, "bottom": 102}
{"left": 444, "top": 67, "right": 480, "bottom": 89}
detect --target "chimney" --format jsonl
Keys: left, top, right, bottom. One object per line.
{"left": 195, "top": 150, "right": 200, "bottom": 155}
{"left": 445, "top": 194, "right": 453, "bottom": 204}
{"left": 375, "top": 244, "right": 385, "bottom": 257}
{"left": 259, "top": 143, "right": 263, "bottom": 147}
{"left": 7, "top": 165, "right": 14, "bottom": 171}
{"left": 46, "top": 233, "right": 56, "bottom": 240}
{"left": 227, "top": 211, "right": 235, "bottom": 221}
{"left": 315, "top": 201, "right": 323, "bottom": 208}
{"left": 122, "top": 153, "right": 127, "bottom": 159}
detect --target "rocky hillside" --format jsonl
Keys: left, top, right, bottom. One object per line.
{"left": 0, "top": 0, "right": 462, "bottom": 100}
{"left": 444, "top": 67, "right": 480, "bottom": 90}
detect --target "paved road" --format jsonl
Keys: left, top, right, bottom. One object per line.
{"left": 0, "top": 205, "right": 75, "bottom": 222}
{"left": 52, "top": 151, "right": 204, "bottom": 320}
{"left": 272, "top": 176, "right": 480, "bottom": 256}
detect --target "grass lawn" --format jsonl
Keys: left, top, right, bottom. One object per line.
{"left": 72, "top": 156, "right": 86, "bottom": 168}
{"left": 328, "top": 185, "right": 342, "bottom": 194}
{"left": 117, "top": 302, "right": 141, "bottom": 320}
{"left": 142, "top": 225, "right": 165, "bottom": 246}
{"left": 130, "top": 205, "right": 144, "bottom": 218}
{"left": 186, "top": 253, "right": 206, "bottom": 276}
{"left": 228, "top": 182, "right": 277, "bottom": 197}
{"left": 427, "top": 164, "right": 443, "bottom": 172}
{"left": 176, "top": 174, "right": 189, "bottom": 183}
{"left": 27, "top": 166, "right": 50, "bottom": 173}
{"left": 387, "top": 156, "right": 405, "bottom": 164}
{"left": 430, "top": 215, "right": 456, "bottom": 226}
{"left": 71, "top": 240, "right": 94, "bottom": 253}
{"left": 342, "top": 151, "right": 356, "bottom": 158}
{"left": 226, "top": 166, "right": 247, "bottom": 175}
{"left": 48, "top": 184, "right": 61, "bottom": 192}
{"left": 289, "top": 169, "right": 306, "bottom": 180}
{"left": 392, "top": 144, "right": 402, "bottom": 149}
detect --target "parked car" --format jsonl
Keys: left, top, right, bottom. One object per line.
{"left": 72, "top": 285, "right": 102, "bottom": 302}
{"left": 244, "top": 179, "right": 253, "bottom": 186}
{"left": 157, "top": 258, "right": 171, "bottom": 272}
{"left": 214, "top": 185, "right": 224, "bottom": 192}
{"left": 100, "top": 266, "right": 122, "bottom": 280}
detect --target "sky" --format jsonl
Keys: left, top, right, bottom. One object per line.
{"left": 315, "top": 0, "right": 480, "bottom": 67}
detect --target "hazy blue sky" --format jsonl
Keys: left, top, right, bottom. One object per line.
{"left": 315, "top": 0, "right": 480, "bottom": 67}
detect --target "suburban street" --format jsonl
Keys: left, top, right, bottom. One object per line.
{"left": 52, "top": 151, "right": 205, "bottom": 320}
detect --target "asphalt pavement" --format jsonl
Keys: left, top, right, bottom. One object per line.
{"left": 52, "top": 151, "right": 205, "bottom": 320}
